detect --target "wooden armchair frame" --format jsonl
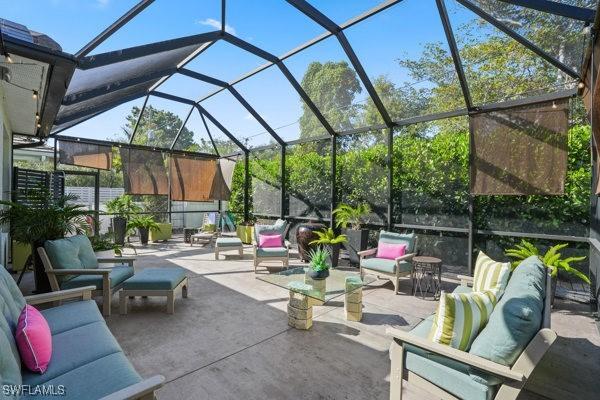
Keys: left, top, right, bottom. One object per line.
{"left": 25, "top": 286, "right": 164, "bottom": 400}
{"left": 358, "top": 236, "right": 418, "bottom": 294}
{"left": 253, "top": 240, "right": 291, "bottom": 273}
{"left": 37, "top": 247, "right": 136, "bottom": 317}
{"left": 387, "top": 270, "right": 556, "bottom": 400}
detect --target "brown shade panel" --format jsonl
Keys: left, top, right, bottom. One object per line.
{"left": 210, "top": 157, "right": 238, "bottom": 200}
{"left": 58, "top": 140, "right": 112, "bottom": 170}
{"left": 471, "top": 99, "right": 569, "bottom": 195}
{"left": 120, "top": 147, "right": 168, "bottom": 195}
{"left": 170, "top": 155, "right": 217, "bottom": 201}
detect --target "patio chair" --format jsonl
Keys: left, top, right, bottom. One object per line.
{"left": 37, "top": 234, "right": 136, "bottom": 317}
{"left": 358, "top": 231, "right": 417, "bottom": 294}
{"left": 253, "top": 219, "right": 290, "bottom": 272}
{"left": 387, "top": 256, "right": 556, "bottom": 400}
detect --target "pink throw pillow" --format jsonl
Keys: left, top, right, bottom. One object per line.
{"left": 16, "top": 305, "right": 52, "bottom": 374}
{"left": 376, "top": 242, "right": 407, "bottom": 260}
{"left": 259, "top": 234, "right": 283, "bottom": 248}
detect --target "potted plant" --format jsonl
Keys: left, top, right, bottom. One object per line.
{"left": 310, "top": 228, "right": 348, "bottom": 269}
{"left": 505, "top": 239, "right": 589, "bottom": 305}
{"left": 307, "top": 247, "right": 331, "bottom": 280}
{"left": 105, "top": 195, "right": 142, "bottom": 245}
{"left": 89, "top": 233, "right": 124, "bottom": 258}
{"left": 127, "top": 216, "right": 160, "bottom": 246}
{"left": 236, "top": 219, "right": 255, "bottom": 244}
{"left": 333, "top": 203, "right": 371, "bottom": 265}
{"left": 0, "top": 188, "right": 89, "bottom": 293}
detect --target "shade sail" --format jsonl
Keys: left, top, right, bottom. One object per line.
{"left": 210, "top": 157, "right": 237, "bottom": 200}
{"left": 170, "top": 155, "right": 217, "bottom": 201}
{"left": 58, "top": 139, "right": 112, "bottom": 170}
{"left": 120, "top": 147, "right": 168, "bottom": 195}
{"left": 471, "top": 98, "right": 569, "bottom": 195}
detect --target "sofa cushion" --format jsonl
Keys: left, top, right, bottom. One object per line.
{"left": 23, "top": 352, "right": 141, "bottom": 400}
{"left": 22, "top": 321, "right": 122, "bottom": 386}
{"left": 429, "top": 291, "right": 497, "bottom": 351}
{"left": 379, "top": 231, "right": 416, "bottom": 253}
{"left": 360, "top": 258, "right": 411, "bottom": 274}
{"left": 402, "top": 316, "right": 496, "bottom": 400}
{"left": 469, "top": 255, "right": 546, "bottom": 384}
{"left": 473, "top": 252, "right": 511, "bottom": 297}
{"left": 0, "top": 304, "right": 22, "bottom": 390}
{"left": 0, "top": 266, "right": 26, "bottom": 330}
{"left": 254, "top": 220, "right": 287, "bottom": 244}
{"left": 256, "top": 247, "right": 288, "bottom": 258}
{"left": 60, "top": 265, "right": 134, "bottom": 290}
{"left": 40, "top": 300, "right": 103, "bottom": 336}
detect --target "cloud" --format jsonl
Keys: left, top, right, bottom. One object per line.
{"left": 198, "top": 18, "right": 236, "bottom": 35}
{"left": 96, "top": 0, "right": 110, "bottom": 8}
{"left": 244, "top": 113, "right": 256, "bottom": 121}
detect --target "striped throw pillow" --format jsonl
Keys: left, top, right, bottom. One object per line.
{"left": 473, "top": 251, "right": 511, "bottom": 297}
{"left": 429, "top": 290, "right": 498, "bottom": 351}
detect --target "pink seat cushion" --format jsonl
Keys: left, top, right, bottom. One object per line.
{"left": 16, "top": 305, "right": 52, "bottom": 374}
{"left": 259, "top": 234, "right": 283, "bottom": 248}
{"left": 376, "top": 242, "right": 407, "bottom": 260}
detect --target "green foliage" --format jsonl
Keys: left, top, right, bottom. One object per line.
{"left": 105, "top": 194, "right": 142, "bottom": 220}
{"left": 89, "top": 233, "right": 122, "bottom": 254}
{"left": 127, "top": 216, "right": 160, "bottom": 232}
{"left": 505, "top": 239, "right": 589, "bottom": 283}
{"left": 333, "top": 203, "right": 372, "bottom": 230}
{"left": 0, "top": 187, "right": 89, "bottom": 245}
{"left": 310, "top": 228, "right": 348, "bottom": 246}
{"left": 308, "top": 247, "right": 331, "bottom": 272}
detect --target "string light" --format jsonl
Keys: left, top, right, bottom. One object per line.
{"left": 578, "top": 81, "right": 585, "bottom": 89}
{"left": 32, "top": 90, "right": 38, "bottom": 100}
{"left": 35, "top": 113, "right": 40, "bottom": 120}
{"left": 551, "top": 101, "right": 557, "bottom": 109}
{"left": 5, "top": 54, "right": 12, "bottom": 63}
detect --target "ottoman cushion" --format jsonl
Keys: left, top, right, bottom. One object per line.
{"left": 216, "top": 238, "right": 243, "bottom": 247}
{"left": 123, "top": 268, "right": 187, "bottom": 291}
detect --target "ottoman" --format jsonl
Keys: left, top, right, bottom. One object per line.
{"left": 119, "top": 268, "right": 188, "bottom": 314}
{"left": 215, "top": 237, "right": 244, "bottom": 260}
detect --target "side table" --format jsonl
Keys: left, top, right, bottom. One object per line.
{"left": 183, "top": 228, "right": 198, "bottom": 243}
{"left": 411, "top": 256, "right": 442, "bottom": 299}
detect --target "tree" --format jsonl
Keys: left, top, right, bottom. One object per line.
{"left": 299, "top": 61, "right": 362, "bottom": 136}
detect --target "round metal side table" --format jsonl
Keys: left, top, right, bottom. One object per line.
{"left": 411, "top": 256, "right": 442, "bottom": 299}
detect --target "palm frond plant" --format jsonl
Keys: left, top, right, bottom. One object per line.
{"left": 127, "top": 216, "right": 160, "bottom": 245}
{"left": 0, "top": 187, "right": 90, "bottom": 291}
{"left": 505, "top": 239, "right": 589, "bottom": 305}
{"left": 310, "top": 228, "right": 347, "bottom": 269}
{"left": 307, "top": 246, "right": 332, "bottom": 279}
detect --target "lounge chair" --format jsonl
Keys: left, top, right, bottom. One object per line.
{"left": 253, "top": 219, "right": 290, "bottom": 272}
{"left": 358, "top": 231, "right": 417, "bottom": 294}
{"left": 37, "top": 235, "right": 136, "bottom": 317}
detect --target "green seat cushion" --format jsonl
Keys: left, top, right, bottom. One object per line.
{"left": 41, "top": 300, "right": 103, "bottom": 335}
{"left": 44, "top": 235, "right": 98, "bottom": 283}
{"left": 402, "top": 317, "right": 497, "bottom": 400}
{"left": 452, "top": 285, "right": 473, "bottom": 295}
{"left": 23, "top": 352, "right": 141, "bottom": 400}
{"left": 379, "top": 231, "right": 416, "bottom": 253}
{"left": 60, "top": 265, "right": 134, "bottom": 290}
{"left": 256, "top": 247, "right": 288, "bottom": 258}
{"left": 360, "top": 258, "right": 410, "bottom": 274}
{"left": 469, "top": 255, "right": 546, "bottom": 385}
{"left": 122, "top": 268, "right": 187, "bottom": 291}
{"left": 22, "top": 321, "right": 123, "bottom": 386}
{"left": 216, "top": 237, "right": 243, "bottom": 247}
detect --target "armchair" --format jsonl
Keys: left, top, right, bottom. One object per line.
{"left": 252, "top": 219, "right": 290, "bottom": 272}
{"left": 358, "top": 231, "right": 417, "bottom": 294}
{"left": 37, "top": 235, "right": 136, "bottom": 316}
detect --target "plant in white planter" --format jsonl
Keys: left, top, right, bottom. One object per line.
{"left": 333, "top": 203, "right": 371, "bottom": 265}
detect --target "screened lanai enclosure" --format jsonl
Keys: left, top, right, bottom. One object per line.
{"left": 4, "top": 0, "right": 600, "bottom": 306}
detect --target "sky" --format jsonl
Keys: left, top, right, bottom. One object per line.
{"left": 0, "top": 0, "right": 488, "bottom": 148}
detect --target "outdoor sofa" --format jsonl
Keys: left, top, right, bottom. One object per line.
{"left": 0, "top": 265, "right": 164, "bottom": 399}
{"left": 387, "top": 255, "right": 555, "bottom": 400}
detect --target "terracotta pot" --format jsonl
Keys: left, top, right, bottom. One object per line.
{"left": 296, "top": 223, "right": 326, "bottom": 262}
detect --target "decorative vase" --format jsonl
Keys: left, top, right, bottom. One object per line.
{"left": 308, "top": 269, "right": 330, "bottom": 280}
{"left": 344, "top": 229, "right": 369, "bottom": 266}
{"left": 139, "top": 228, "right": 149, "bottom": 245}
{"left": 112, "top": 217, "right": 127, "bottom": 245}
{"left": 296, "top": 222, "right": 326, "bottom": 262}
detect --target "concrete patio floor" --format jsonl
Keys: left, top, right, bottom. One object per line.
{"left": 17, "top": 239, "right": 600, "bottom": 399}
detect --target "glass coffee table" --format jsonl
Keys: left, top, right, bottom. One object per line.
{"left": 257, "top": 267, "right": 376, "bottom": 330}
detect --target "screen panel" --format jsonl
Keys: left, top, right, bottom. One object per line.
{"left": 170, "top": 155, "right": 217, "bottom": 202}
{"left": 287, "top": 139, "right": 332, "bottom": 219}
{"left": 119, "top": 147, "right": 168, "bottom": 195}
{"left": 58, "top": 140, "right": 113, "bottom": 170}
{"left": 250, "top": 147, "right": 282, "bottom": 216}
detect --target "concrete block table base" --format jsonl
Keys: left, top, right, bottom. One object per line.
{"left": 119, "top": 268, "right": 189, "bottom": 315}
